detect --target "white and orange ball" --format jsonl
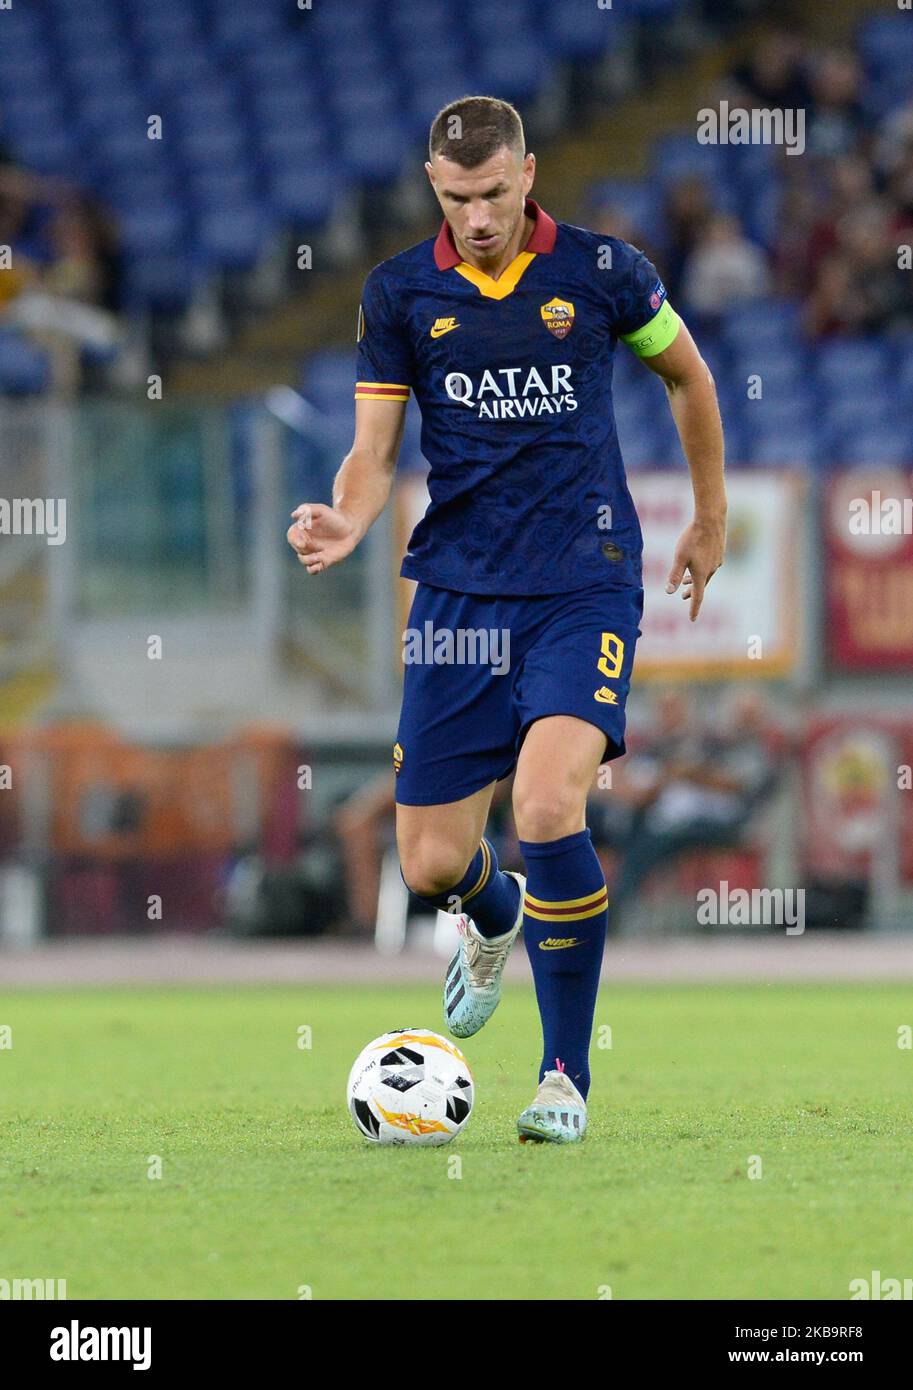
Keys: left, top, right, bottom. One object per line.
{"left": 346, "top": 1029, "right": 474, "bottom": 1146}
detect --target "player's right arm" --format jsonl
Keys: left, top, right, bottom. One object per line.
{"left": 286, "top": 396, "right": 407, "bottom": 574}
{"left": 287, "top": 264, "right": 414, "bottom": 575}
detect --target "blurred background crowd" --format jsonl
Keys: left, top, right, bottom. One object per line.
{"left": 0, "top": 0, "right": 910, "bottom": 945}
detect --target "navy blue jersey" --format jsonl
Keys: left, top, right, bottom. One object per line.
{"left": 355, "top": 199, "right": 680, "bottom": 596}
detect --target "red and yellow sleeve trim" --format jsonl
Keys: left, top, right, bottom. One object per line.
{"left": 523, "top": 884, "right": 609, "bottom": 921}
{"left": 354, "top": 381, "right": 411, "bottom": 402}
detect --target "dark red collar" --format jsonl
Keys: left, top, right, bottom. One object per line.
{"left": 433, "top": 197, "right": 557, "bottom": 270}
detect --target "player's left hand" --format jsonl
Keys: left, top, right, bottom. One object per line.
{"left": 665, "top": 514, "right": 726, "bottom": 622}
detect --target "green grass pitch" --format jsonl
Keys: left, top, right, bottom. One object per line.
{"left": 0, "top": 982, "right": 910, "bottom": 1300}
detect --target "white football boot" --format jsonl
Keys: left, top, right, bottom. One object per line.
{"left": 517, "top": 1066, "right": 588, "bottom": 1144}
{"left": 443, "top": 871, "right": 524, "bottom": 1038}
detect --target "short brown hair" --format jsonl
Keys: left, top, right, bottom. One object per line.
{"left": 428, "top": 96, "right": 525, "bottom": 168}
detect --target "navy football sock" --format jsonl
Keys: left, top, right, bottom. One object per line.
{"left": 404, "top": 838, "right": 521, "bottom": 939}
{"left": 519, "top": 829, "right": 608, "bottom": 1100}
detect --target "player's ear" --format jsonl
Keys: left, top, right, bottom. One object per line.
{"left": 424, "top": 161, "right": 436, "bottom": 188}
{"left": 522, "top": 151, "right": 536, "bottom": 192}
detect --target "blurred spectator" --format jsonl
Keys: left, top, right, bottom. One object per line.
{"left": 805, "top": 48, "right": 868, "bottom": 160}
{"left": 599, "top": 686, "right": 782, "bottom": 931}
{"left": 662, "top": 174, "right": 714, "bottom": 298}
{"left": 804, "top": 199, "right": 913, "bottom": 337}
{"left": 731, "top": 28, "right": 812, "bottom": 112}
{"left": 775, "top": 155, "right": 874, "bottom": 299}
{"left": 0, "top": 154, "right": 122, "bottom": 392}
{"left": 681, "top": 212, "right": 771, "bottom": 317}
{"left": 333, "top": 772, "right": 397, "bottom": 936}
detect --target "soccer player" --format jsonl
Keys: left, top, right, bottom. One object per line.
{"left": 287, "top": 97, "right": 726, "bottom": 1143}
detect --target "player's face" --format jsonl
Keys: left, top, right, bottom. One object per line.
{"left": 425, "top": 148, "right": 535, "bottom": 268}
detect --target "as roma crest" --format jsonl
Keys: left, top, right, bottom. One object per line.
{"left": 541, "top": 297, "right": 575, "bottom": 339}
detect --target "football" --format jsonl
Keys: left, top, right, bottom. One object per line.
{"left": 346, "top": 1028, "right": 474, "bottom": 1145}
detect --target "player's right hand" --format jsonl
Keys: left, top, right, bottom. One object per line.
{"left": 286, "top": 503, "right": 357, "bottom": 574}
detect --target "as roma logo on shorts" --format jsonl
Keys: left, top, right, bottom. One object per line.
{"left": 393, "top": 742, "right": 404, "bottom": 775}
{"left": 540, "top": 296, "right": 575, "bottom": 339}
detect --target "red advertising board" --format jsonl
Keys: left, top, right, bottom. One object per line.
{"left": 802, "top": 713, "right": 913, "bottom": 885}
{"left": 825, "top": 469, "right": 913, "bottom": 672}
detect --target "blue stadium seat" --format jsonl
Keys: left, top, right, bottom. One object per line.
{"left": 589, "top": 179, "right": 667, "bottom": 250}
{"left": 731, "top": 348, "right": 807, "bottom": 393}
{"left": 720, "top": 300, "right": 802, "bottom": 353}
{"left": 103, "top": 171, "right": 179, "bottom": 212}
{"left": 823, "top": 391, "right": 895, "bottom": 437}
{"left": 209, "top": 4, "right": 282, "bottom": 51}
{"left": 121, "top": 254, "right": 203, "bottom": 312}
{"left": 267, "top": 168, "right": 335, "bottom": 227}
{"left": 256, "top": 128, "right": 331, "bottom": 166}
{"left": 816, "top": 340, "right": 888, "bottom": 392}
{"left": 735, "top": 398, "right": 815, "bottom": 443}
{"left": 746, "top": 431, "right": 820, "bottom": 468}
{"left": 546, "top": 0, "right": 616, "bottom": 59}
{"left": 179, "top": 125, "right": 249, "bottom": 168}
{"left": 339, "top": 124, "right": 406, "bottom": 184}
{"left": 195, "top": 206, "right": 274, "bottom": 271}
{"left": 117, "top": 206, "right": 186, "bottom": 256}
{"left": 2, "top": 128, "right": 78, "bottom": 177}
{"left": 386, "top": 0, "right": 451, "bottom": 40}
{"left": 241, "top": 45, "right": 308, "bottom": 84}
{"left": 0, "top": 330, "right": 52, "bottom": 397}
{"left": 742, "top": 182, "right": 783, "bottom": 251}
{"left": 186, "top": 167, "right": 258, "bottom": 209}
{"left": 66, "top": 51, "right": 134, "bottom": 90}
{"left": 843, "top": 428, "right": 912, "bottom": 468}
{"left": 146, "top": 49, "right": 213, "bottom": 90}
{"left": 301, "top": 351, "right": 357, "bottom": 413}
{"left": 474, "top": 40, "right": 548, "bottom": 105}
{"left": 859, "top": 15, "right": 913, "bottom": 73}
{"left": 653, "top": 131, "right": 734, "bottom": 195}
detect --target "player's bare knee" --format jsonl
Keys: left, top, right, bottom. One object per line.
{"left": 512, "top": 784, "right": 585, "bottom": 844}
{"left": 398, "top": 842, "right": 470, "bottom": 900}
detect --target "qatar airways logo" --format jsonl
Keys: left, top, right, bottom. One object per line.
{"left": 444, "top": 364, "right": 577, "bottom": 419}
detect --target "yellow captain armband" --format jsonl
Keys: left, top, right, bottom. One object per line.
{"left": 619, "top": 299, "right": 681, "bottom": 358}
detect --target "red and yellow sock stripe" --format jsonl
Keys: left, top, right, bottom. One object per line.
{"left": 523, "top": 884, "right": 608, "bottom": 922}
{"left": 461, "top": 839, "right": 492, "bottom": 906}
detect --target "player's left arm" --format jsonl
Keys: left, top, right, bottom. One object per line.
{"left": 638, "top": 318, "right": 727, "bottom": 622}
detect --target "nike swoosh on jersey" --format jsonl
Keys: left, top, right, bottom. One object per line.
{"left": 430, "top": 318, "right": 460, "bottom": 338}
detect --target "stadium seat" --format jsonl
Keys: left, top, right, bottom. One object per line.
{"left": 301, "top": 351, "right": 357, "bottom": 413}
{"left": 816, "top": 340, "right": 888, "bottom": 393}
{"left": 121, "top": 254, "right": 203, "bottom": 313}
{"left": 195, "top": 206, "right": 274, "bottom": 272}
{"left": 842, "top": 428, "right": 913, "bottom": 468}
{"left": 720, "top": 301, "right": 802, "bottom": 354}
{"left": 546, "top": 0, "right": 617, "bottom": 58}
{"left": 117, "top": 206, "right": 186, "bottom": 257}
{"left": 267, "top": 169, "right": 336, "bottom": 227}
{"left": 0, "top": 330, "right": 52, "bottom": 396}
{"left": 747, "top": 431, "right": 820, "bottom": 467}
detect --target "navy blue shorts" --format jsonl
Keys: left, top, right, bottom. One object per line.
{"left": 394, "top": 583, "right": 644, "bottom": 806}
